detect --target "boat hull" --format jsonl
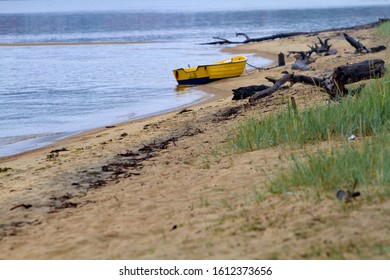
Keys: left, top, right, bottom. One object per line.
{"left": 176, "top": 77, "right": 216, "bottom": 85}
{"left": 173, "top": 56, "right": 247, "bottom": 85}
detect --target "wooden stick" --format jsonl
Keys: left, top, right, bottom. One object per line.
{"left": 291, "top": 97, "right": 298, "bottom": 114}
{"left": 249, "top": 74, "right": 293, "bottom": 104}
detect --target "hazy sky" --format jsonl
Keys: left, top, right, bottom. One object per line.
{"left": 0, "top": 0, "right": 389, "bottom": 13}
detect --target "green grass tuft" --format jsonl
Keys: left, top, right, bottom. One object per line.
{"left": 269, "top": 134, "right": 390, "bottom": 199}
{"left": 377, "top": 20, "right": 390, "bottom": 37}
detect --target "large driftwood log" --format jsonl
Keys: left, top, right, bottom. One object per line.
{"left": 201, "top": 32, "right": 310, "bottom": 45}
{"left": 332, "top": 59, "right": 385, "bottom": 93}
{"left": 200, "top": 31, "right": 309, "bottom": 45}
{"left": 201, "top": 36, "right": 240, "bottom": 45}
{"left": 244, "top": 59, "right": 385, "bottom": 104}
{"left": 235, "top": 32, "right": 310, "bottom": 43}
{"left": 201, "top": 19, "right": 389, "bottom": 45}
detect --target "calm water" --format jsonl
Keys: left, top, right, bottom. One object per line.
{"left": 1, "top": 3, "right": 390, "bottom": 156}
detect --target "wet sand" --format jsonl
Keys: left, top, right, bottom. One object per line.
{"left": 0, "top": 26, "right": 389, "bottom": 259}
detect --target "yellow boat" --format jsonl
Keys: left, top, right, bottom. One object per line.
{"left": 173, "top": 55, "right": 247, "bottom": 85}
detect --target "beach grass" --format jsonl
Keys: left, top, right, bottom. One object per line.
{"left": 227, "top": 70, "right": 389, "bottom": 201}
{"left": 228, "top": 69, "right": 389, "bottom": 152}
{"left": 377, "top": 20, "right": 390, "bottom": 36}
{"left": 268, "top": 71, "right": 390, "bottom": 200}
{"left": 269, "top": 134, "right": 390, "bottom": 201}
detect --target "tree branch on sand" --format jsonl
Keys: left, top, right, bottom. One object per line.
{"left": 343, "top": 33, "right": 387, "bottom": 54}
{"left": 200, "top": 32, "right": 309, "bottom": 45}
{"left": 230, "top": 59, "right": 385, "bottom": 103}
{"left": 201, "top": 19, "right": 389, "bottom": 45}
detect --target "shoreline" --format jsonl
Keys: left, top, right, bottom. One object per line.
{"left": 0, "top": 89, "right": 214, "bottom": 160}
{"left": 0, "top": 65, "right": 254, "bottom": 162}
{"left": 0, "top": 54, "right": 270, "bottom": 160}
{"left": 0, "top": 24, "right": 388, "bottom": 259}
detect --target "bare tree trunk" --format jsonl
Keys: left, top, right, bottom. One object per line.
{"left": 332, "top": 59, "right": 385, "bottom": 95}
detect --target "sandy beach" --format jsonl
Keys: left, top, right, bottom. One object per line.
{"left": 0, "top": 25, "right": 389, "bottom": 259}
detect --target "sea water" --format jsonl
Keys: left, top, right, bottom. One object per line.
{"left": 0, "top": 1, "right": 389, "bottom": 156}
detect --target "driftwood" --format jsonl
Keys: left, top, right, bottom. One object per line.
{"left": 249, "top": 74, "right": 294, "bottom": 102}
{"left": 278, "top": 53, "right": 286, "bottom": 66}
{"left": 233, "top": 74, "right": 324, "bottom": 100}
{"left": 201, "top": 19, "right": 389, "bottom": 45}
{"left": 308, "top": 37, "right": 332, "bottom": 55}
{"left": 287, "top": 36, "right": 339, "bottom": 71}
{"left": 289, "top": 74, "right": 325, "bottom": 87}
{"left": 370, "top": 45, "right": 387, "bottom": 53}
{"left": 236, "top": 32, "right": 310, "bottom": 43}
{"left": 201, "top": 31, "right": 310, "bottom": 45}
{"left": 202, "top": 36, "right": 240, "bottom": 45}
{"left": 241, "top": 59, "right": 385, "bottom": 104}
{"left": 232, "top": 85, "right": 270, "bottom": 100}
{"left": 291, "top": 60, "right": 312, "bottom": 71}
{"left": 343, "top": 33, "right": 387, "bottom": 54}
{"left": 343, "top": 33, "right": 371, "bottom": 53}
{"left": 290, "top": 97, "right": 298, "bottom": 114}
{"left": 235, "top": 32, "right": 251, "bottom": 41}
{"left": 332, "top": 59, "right": 385, "bottom": 93}
{"left": 287, "top": 51, "right": 315, "bottom": 71}
{"left": 241, "top": 74, "right": 327, "bottom": 103}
